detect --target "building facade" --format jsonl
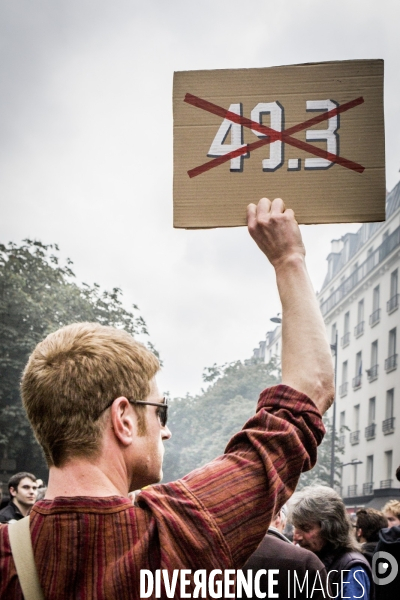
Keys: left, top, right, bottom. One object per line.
{"left": 319, "top": 181, "right": 400, "bottom": 509}
{"left": 253, "top": 181, "right": 400, "bottom": 509}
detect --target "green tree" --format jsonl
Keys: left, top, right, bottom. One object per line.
{"left": 162, "top": 358, "right": 280, "bottom": 482}
{"left": 0, "top": 240, "right": 153, "bottom": 479}
{"left": 297, "top": 413, "right": 344, "bottom": 489}
{"left": 163, "top": 357, "right": 344, "bottom": 489}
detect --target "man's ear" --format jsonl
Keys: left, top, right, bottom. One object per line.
{"left": 9, "top": 486, "right": 17, "bottom": 498}
{"left": 110, "top": 397, "right": 136, "bottom": 447}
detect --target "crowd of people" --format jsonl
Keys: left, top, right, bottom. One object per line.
{"left": 0, "top": 198, "right": 399, "bottom": 599}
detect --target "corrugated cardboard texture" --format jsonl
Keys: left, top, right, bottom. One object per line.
{"left": 173, "top": 60, "right": 385, "bottom": 228}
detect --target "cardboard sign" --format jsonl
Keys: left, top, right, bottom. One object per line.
{"left": 173, "top": 59, "right": 385, "bottom": 228}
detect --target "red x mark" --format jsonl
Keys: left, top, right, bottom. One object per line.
{"left": 184, "top": 93, "right": 365, "bottom": 178}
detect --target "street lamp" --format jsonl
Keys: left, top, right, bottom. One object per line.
{"left": 270, "top": 313, "right": 282, "bottom": 323}
{"left": 329, "top": 330, "right": 338, "bottom": 488}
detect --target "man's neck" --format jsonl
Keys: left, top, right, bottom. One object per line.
{"left": 12, "top": 498, "right": 30, "bottom": 517}
{"left": 45, "top": 456, "right": 130, "bottom": 500}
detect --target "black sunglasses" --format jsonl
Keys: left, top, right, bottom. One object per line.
{"left": 96, "top": 397, "right": 168, "bottom": 427}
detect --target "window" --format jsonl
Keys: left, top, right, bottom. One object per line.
{"left": 340, "top": 361, "right": 348, "bottom": 396}
{"left": 389, "top": 328, "right": 396, "bottom": 355}
{"left": 344, "top": 312, "right": 350, "bottom": 333}
{"left": 331, "top": 323, "right": 337, "bottom": 345}
{"left": 340, "top": 411, "right": 346, "bottom": 430}
{"left": 371, "top": 341, "right": 378, "bottom": 366}
{"left": 342, "top": 312, "right": 350, "bottom": 347}
{"left": 388, "top": 269, "right": 399, "bottom": 313}
{"left": 353, "top": 352, "right": 362, "bottom": 389}
{"left": 353, "top": 462, "right": 358, "bottom": 486}
{"left": 365, "top": 398, "right": 376, "bottom": 440}
{"left": 370, "top": 286, "right": 381, "bottom": 326}
{"left": 358, "top": 299, "right": 364, "bottom": 323}
{"left": 390, "top": 269, "right": 398, "bottom": 297}
{"left": 385, "top": 451, "right": 393, "bottom": 479}
{"left": 355, "top": 300, "right": 364, "bottom": 337}
{"left": 386, "top": 389, "right": 394, "bottom": 419}
{"left": 373, "top": 286, "right": 380, "bottom": 311}
{"left": 368, "top": 341, "right": 378, "bottom": 381}
{"left": 366, "top": 455, "right": 374, "bottom": 483}
{"left": 342, "top": 361, "right": 348, "bottom": 384}
{"left": 368, "top": 398, "right": 376, "bottom": 424}
{"left": 383, "top": 389, "right": 395, "bottom": 436}
{"left": 354, "top": 405, "right": 360, "bottom": 431}
{"left": 385, "top": 328, "right": 397, "bottom": 372}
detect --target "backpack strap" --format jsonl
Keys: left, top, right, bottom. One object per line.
{"left": 8, "top": 516, "right": 45, "bottom": 600}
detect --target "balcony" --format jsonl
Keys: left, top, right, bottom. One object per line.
{"left": 366, "top": 364, "right": 378, "bottom": 382}
{"left": 363, "top": 482, "right": 374, "bottom": 495}
{"left": 348, "top": 484, "right": 358, "bottom": 497}
{"left": 338, "top": 434, "right": 345, "bottom": 449}
{"left": 382, "top": 417, "right": 395, "bottom": 435}
{"left": 385, "top": 354, "right": 397, "bottom": 373}
{"left": 365, "top": 423, "right": 376, "bottom": 440}
{"left": 341, "top": 332, "right": 350, "bottom": 348}
{"left": 354, "top": 322, "right": 365, "bottom": 338}
{"left": 320, "top": 226, "right": 400, "bottom": 317}
{"left": 350, "top": 430, "right": 360, "bottom": 445}
{"left": 352, "top": 374, "right": 362, "bottom": 390}
{"left": 369, "top": 308, "right": 381, "bottom": 327}
{"left": 387, "top": 293, "right": 399, "bottom": 314}
{"left": 380, "top": 479, "right": 393, "bottom": 489}
{"left": 339, "top": 382, "right": 348, "bottom": 397}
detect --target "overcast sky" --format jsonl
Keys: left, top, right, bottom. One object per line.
{"left": 1, "top": 0, "right": 399, "bottom": 398}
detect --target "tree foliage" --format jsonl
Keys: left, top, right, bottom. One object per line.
{"left": 0, "top": 240, "right": 152, "bottom": 478}
{"left": 163, "top": 358, "right": 343, "bottom": 490}
{"left": 162, "top": 358, "right": 280, "bottom": 482}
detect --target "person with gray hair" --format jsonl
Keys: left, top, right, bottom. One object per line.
{"left": 290, "top": 485, "right": 373, "bottom": 599}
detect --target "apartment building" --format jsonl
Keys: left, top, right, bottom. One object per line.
{"left": 253, "top": 181, "right": 400, "bottom": 509}
{"left": 319, "top": 181, "right": 400, "bottom": 509}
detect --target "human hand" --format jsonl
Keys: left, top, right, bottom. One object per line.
{"left": 247, "top": 198, "right": 305, "bottom": 269}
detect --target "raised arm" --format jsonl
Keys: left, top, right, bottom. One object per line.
{"left": 247, "top": 197, "right": 334, "bottom": 414}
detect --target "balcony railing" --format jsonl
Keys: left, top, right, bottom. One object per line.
{"left": 348, "top": 484, "right": 358, "bottom": 497}
{"left": 352, "top": 374, "right": 362, "bottom": 390}
{"left": 339, "top": 382, "right": 348, "bottom": 397}
{"left": 382, "top": 417, "right": 395, "bottom": 434}
{"left": 354, "top": 322, "right": 365, "bottom": 338}
{"left": 385, "top": 354, "right": 398, "bottom": 373}
{"left": 366, "top": 364, "right": 378, "bottom": 382}
{"left": 380, "top": 479, "right": 393, "bottom": 489}
{"left": 320, "top": 226, "right": 400, "bottom": 317}
{"left": 341, "top": 332, "right": 350, "bottom": 348}
{"left": 338, "top": 434, "right": 345, "bottom": 449}
{"left": 387, "top": 293, "right": 399, "bottom": 314}
{"left": 350, "top": 430, "right": 360, "bottom": 445}
{"left": 365, "top": 423, "right": 376, "bottom": 440}
{"left": 363, "top": 482, "right": 374, "bottom": 495}
{"left": 369, "top": 308, "right": 381, "bottom": 327}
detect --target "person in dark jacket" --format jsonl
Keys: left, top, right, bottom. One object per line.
{"left": 355, "top": 508, "right": 388, "bottom": 565}
{"left": 239, "top": 506, "right": 330, "bottom": 599}
{"left": 291, "top": 485, "right": 373, "bottom": 600}
{"left": 373, "top": 465, "right": 400, "bottom": 599}
{"left": 0, "top": 472, "right": 38, "bottom": 523}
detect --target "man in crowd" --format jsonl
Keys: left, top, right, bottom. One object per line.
{"left": 240, "top": 505, "right": 330, "bottom": 599}
{"left": 0, "top": 472, "right": 38, "bottom": 524}
{"left": 355, "top": 508, "right": 388, "bottom": 565}
{"left": 0, "top": 198, "right": 334, "bottom": 598}
{"left": 381, "top": 499, "right": 400, "bottom": 527}
{"left": 374, "top": 465, "right": 400, "bottom": 599}
{"left": 291, "top": 485, "right": 372, "bottom": 599}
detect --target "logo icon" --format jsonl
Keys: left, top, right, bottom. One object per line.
{"left": 372, "top": 551, "right": 398, "bottom": 585}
